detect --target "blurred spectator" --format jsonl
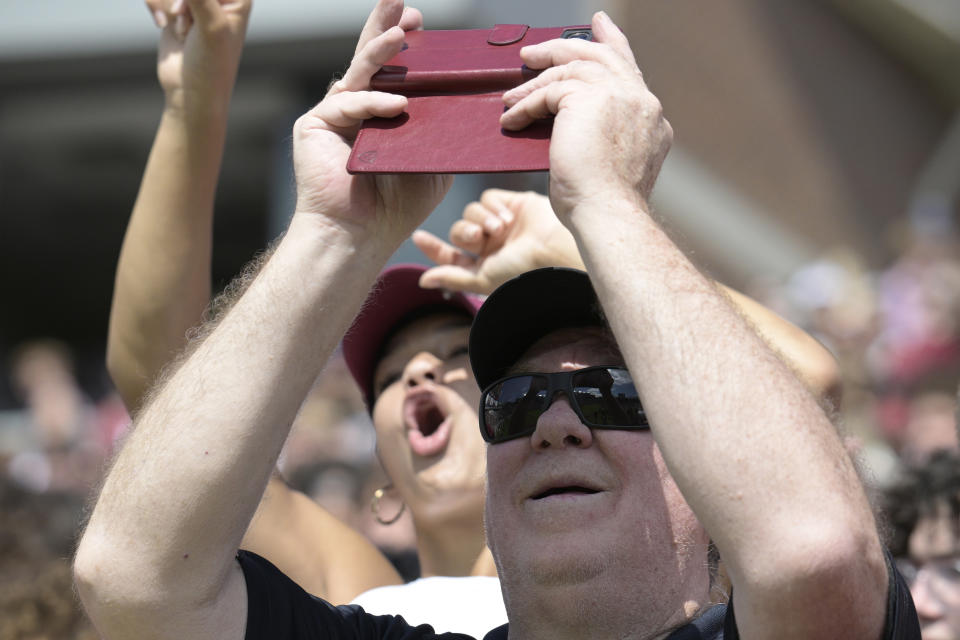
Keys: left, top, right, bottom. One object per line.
{"left": 896, "top": 391, "right": 960, "bottom": 467}
{"left": 3, "top": 340, "right": 108, "bottom": 494}
{"left": 870, "top": 210, "right": 960, "bottom": 389}
{"left": 288, "top": 461, "right": 368, "bottom": 529}
{"left": 752, "top": 209, "right": 960, "bottom": 481}
{"left": 0, "top": 476, "right": 97, "bottom": 639}
{"left": 883, "top": 450, "right": 960, "bottom": 638}
{"left": 786, "top": 247, "right": 879, "bottom": 359}
{"left": 279, "top": 352, "right": 375, "bottom": 474}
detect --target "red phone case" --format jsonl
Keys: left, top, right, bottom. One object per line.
{"left": 346, "top": 24, "right": 591, "bottom": 174}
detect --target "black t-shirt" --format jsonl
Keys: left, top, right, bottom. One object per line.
{"left": 239, "top": 550, "right": 919, "bottom": 640}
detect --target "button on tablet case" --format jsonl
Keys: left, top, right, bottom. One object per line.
{"left": 487, "top": 24, "right": 529, "bottom": 45}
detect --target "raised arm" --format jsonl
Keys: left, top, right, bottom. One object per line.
{"left": 415, "top": 189, "right": 841, "bottom": 406}
{"left": 108, "top": 0, "right": 250, "bottom": 415}
{"left": 106, "top": 0, "right": 409, "bottom": 603}
{"left": 74, "top": 3, "right": 452, "bottom": 638}
{"left": 499, "top": 12, "right": 886, "bottom": 638}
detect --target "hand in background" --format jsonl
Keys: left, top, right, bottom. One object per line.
{"left": 145, "top": 0, "right": 252, "bottom": 118}
{"left": 414, "top": 189, "right": 584, "bottom": 295}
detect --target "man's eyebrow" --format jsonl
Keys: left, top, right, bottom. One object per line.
{"left": 505, "top": 360, "right": 534, "bottom": 377}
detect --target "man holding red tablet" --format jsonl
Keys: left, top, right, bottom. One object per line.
{"left": 74, "top": 1, "right": 919, "bottom": 638}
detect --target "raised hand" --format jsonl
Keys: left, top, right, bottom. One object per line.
{"left": 414, "top": 189, "right": 583, "bottom": 295}
{"left": 145, "top": 0, "right": 252, "bottom": 117}
{"left": 291, "top": 0, "right": 452, "bottom": 247}
{"left": 500, "top": 11, "right": 672, "bottom": 220}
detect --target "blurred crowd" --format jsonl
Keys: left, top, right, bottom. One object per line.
{"left": 748, "top": 207, "right": 960, "bottom": 478}
{"left": 1, "top": 207, "right": 958, "bottom": 638}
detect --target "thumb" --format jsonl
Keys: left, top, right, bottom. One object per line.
{"left": 419, "top": 265, "right": 489, "bottom": 296}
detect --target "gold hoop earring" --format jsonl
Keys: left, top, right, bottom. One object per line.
{"left": 371, "top": 485, "right": 406, "bottom": 525}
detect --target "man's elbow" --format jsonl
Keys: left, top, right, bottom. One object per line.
{"left": 74, "top": 530, "right": 163, "bottom": 632}
{"left": 74, "top": 534, "right": 119, "bottom": 628}
{"left": 74, "top": 535, "right": 243, "bottom": 640}
{"left": 739, "top": 525, "right": 888, "bottom": 637}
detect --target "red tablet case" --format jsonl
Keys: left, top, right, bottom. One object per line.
{"left": 347, "top": 24, "right": 590, "bottom": 174}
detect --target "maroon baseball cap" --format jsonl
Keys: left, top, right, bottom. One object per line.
{"left": 342, "top": 264, "right": 483, "bottom": 407}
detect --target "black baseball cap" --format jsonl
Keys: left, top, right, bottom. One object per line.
{"left": 468, "top": 268, "right": 607, "bottom": 390}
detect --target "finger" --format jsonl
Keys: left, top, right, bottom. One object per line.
{"left": 412, "top": 230, "right": 477, "bottom": 268}
{"left": 591, "top": 11, "right": 638, "bottom": 69}
{"left": 312, "top": 91, "right": 407, "bottom": 136}
{"left": 448, "top": 220, "right": 486, "bottom": 255}
{"left": 354, "top": 0, "right": 405, "bottom": 56}
{"left": 183, "top": 0, "right": 222, "bottom": 27}
{"left": 419, "top": 265, "right": 490, "bottom": 294}
{"left": 479, "top": 188, "right": 536, "bottom": 225}
{"left": 173, "top": 10, "right": 194, "bottom": 41}
{"left": 145, "top": 0, "right": 169, "bottom": 27}
{"left": 501, "top": 79, "right": 589, "bottom": 130}
{"left": 503, "top": 60, "right": 601, "bottom": 107}
{"left": 332, "top": 26, "right": 405, "bottom": 95}
{"left": 518, "top": 36, "right": 634, "bottom": 76}
{"left": 220, "top": 0, "right": 253, "bottom": 26}
{"left": 462, "top": 201, "right": 507, "bottom": 237}
{"left": 399, "top": 6, "right": 423, "bottom": 31}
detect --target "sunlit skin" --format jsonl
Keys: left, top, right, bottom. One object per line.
{"left": 371, "top": 312, "right": 487, "bottom": 575}
{"left": 906, "top": 502, "right": 960, "bottom": 640}
{"left": 485, "top": 328, "right": 711, "bottom": 639}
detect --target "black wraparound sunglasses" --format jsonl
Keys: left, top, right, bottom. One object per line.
{"left": 479, "top": 366, "right": 650, "bottom": 444}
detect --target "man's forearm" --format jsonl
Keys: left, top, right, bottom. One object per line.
{"left": 79, "top": 213, "right": 387, "bottom": 615}
{"left": 567, "top": 199, "right": 886, "bottom": 635}
{"left": 720, "top": 285, "right": 842, "bottom": 408}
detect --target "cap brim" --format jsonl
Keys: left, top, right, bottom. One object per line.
{"left": 343, "top": 264, "right": 483, "bottom": 405}
{"left": 469, "top": 268, "right": 605, "bottom": 390}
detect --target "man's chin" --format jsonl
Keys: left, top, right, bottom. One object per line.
{"left": 527, "top": 554, "right": 609, "bottom": 587}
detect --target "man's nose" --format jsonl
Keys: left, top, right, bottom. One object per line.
{"left": 529, "top": 392, "right": 593, "bottom": 450}
{"left": 403, "top": 352, "right": 442, "bottom": 388}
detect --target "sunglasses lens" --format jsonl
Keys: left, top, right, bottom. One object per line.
{"left": 483, "top": 375, "right": 548, "bottom": 442}
{"left": 573, "top": 368, "right": 644, "bottom": 427}
{"left": 482, "top": 368, "right": 646, "bottom": 443}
